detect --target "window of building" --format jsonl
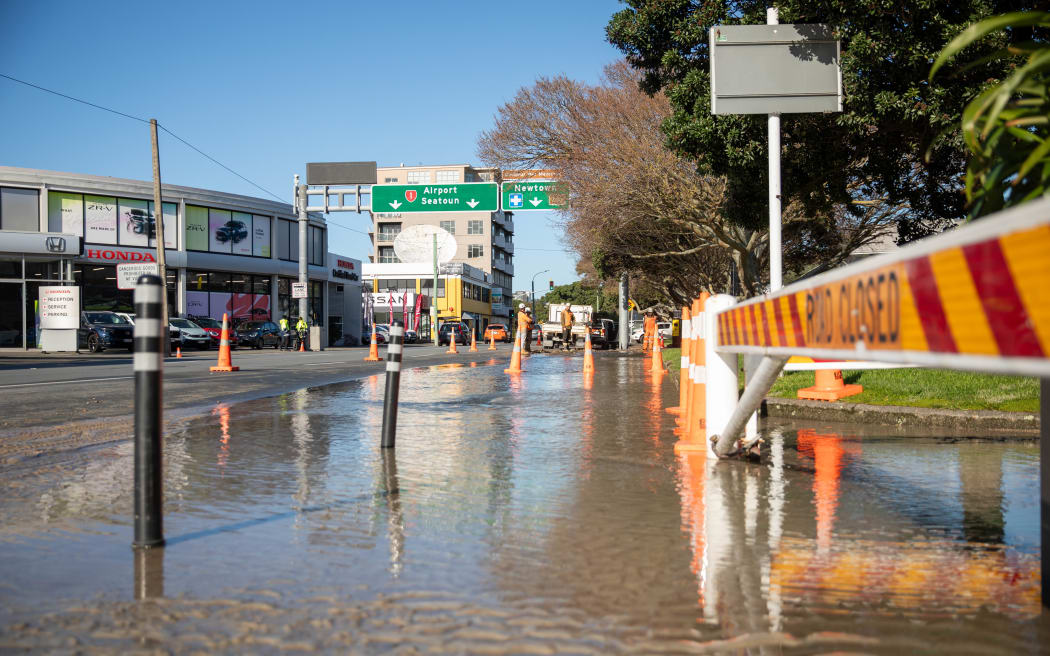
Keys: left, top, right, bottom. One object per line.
{"left": 436, "top": 170, "right": 457, "bottom": 184}
{"left": 1, "top": 187, "right": 40, "bottom": 232}
{"left": 377, "top": 222, "right": 401, "bottom": 240}
{"left": 378, "top": 246, "right": 400, "bottom": 263}
{"left": 308, "top": 225, "right": 325, "bottom": 266}
{"left": 467, "top": 220, "right": 483, "bottom": 235}
{"left": 379, "top": 278, "right": 413, "bottom": 292}
{"left": 406, "top": 171, "right": 429, "bottom": 184}
{"left": 465, "top": 172, "right": 477, "bottom": 182}
{"left": 420, "top": 278, "right": 445, "bottom": 298}
{"left": 468, "top": 244, "right": 483, "bottom": 258}
{"left": 482, "top": 288, "right": 490, "bottom": 302}
{"left": 439, "top": 220, "right": 455, "bottom": 234}
{"left": 277, "top": 219, "right": 295, "bottom": 261}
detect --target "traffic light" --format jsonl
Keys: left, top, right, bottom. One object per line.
{"left": 549, "top": 280, "right": 554, "bottom": 290}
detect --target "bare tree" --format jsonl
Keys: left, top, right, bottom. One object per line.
{"left": 479, "top": 61, "right": 904, "bottom": 299}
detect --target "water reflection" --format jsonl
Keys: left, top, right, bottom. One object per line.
{"left": 133, "top": 548, "right": 164, "bottom": 600}
{"left": 1, "top": 356, "right": 1044, "bottom": 653}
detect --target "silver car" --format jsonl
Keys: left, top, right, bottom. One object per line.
{"left": 169, "top": 317, "right": 210, "bottom": 350}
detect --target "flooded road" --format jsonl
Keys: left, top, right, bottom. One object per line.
{"left": 1, "top": 354, "right": 1045, "bottom": 653}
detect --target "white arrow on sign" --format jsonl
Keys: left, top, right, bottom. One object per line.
{"left": 529, "top": 197, "right": 542, "bottom": 207}
{"left": 389, "top": 200, "right": 402, "bottom": 209}
{"left": 466, "top": 199, "right": 479, "bottom": 208}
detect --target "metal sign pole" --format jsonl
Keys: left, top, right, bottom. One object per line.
{"left": 767, "top": 7, "right": 782, "bottom": 292}
{"left": 296, "top": 176, "right": 308, "bottom": 323}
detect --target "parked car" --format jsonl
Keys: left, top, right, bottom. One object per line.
{"left": 363, "top": 324, "right": 388, "bottom": 345}
{"left": 589, "top": 318, "right": 617, "bottom": 349}
{"left": 403, "top": 329, "right": 418, "bottom": 344}
{"left": 633, "top": 322, "right": 672, "bottom": 343}
{"left": 79, "top": 311, "right": 135, "bottom": 353}
{"left": 187, "top": 315, "right": 239, "bottom": 349}
{"left": 483, "top": 323, "right": 510, "bottom": 343}
{"left": 438, "top": 322, "right": 470, "bottom": 346}
{"left": 169, "top": 317, "right": 211, "bottom": 350}
{"left": 235, "top": 320, "right": 281, "bottom": 348}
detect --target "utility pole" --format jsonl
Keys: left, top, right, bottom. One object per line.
{"left": 618, "top": 272, "right": 630, "bottom": 350}
{"left": 149, "top": 119, "right": 170, "bottom": 356}
{"left": 296, "top": 175, "right": 308, "bottom": 323}
{"left": 432, "top": 234, "right": 439, "bottom": 346}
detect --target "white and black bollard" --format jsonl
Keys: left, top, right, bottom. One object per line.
{"left": 133, "top": 274, "right": 165, "bottom": 549}
{"left": 381, "top": 321, "right": 404, "bottom": 449}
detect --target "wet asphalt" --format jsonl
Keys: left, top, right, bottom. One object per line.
{"left": 0, "top": 351, "right": 1046, "bottom": 653}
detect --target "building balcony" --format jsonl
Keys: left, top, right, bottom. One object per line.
{"left": 376, "top": 232, "right": 400, "bottom": 243}
{"left": 493, "top": 260, "right": 514, "bottom": 276}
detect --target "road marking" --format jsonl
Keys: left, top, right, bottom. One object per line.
{"left": 0, "top": 375, "right": 133, "bottom": 389}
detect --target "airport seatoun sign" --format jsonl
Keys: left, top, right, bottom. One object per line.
{"left": 501, "top": 180, "right": 567, "bottom": 211}
{"left": 709, "top": 24, "right": 841, "bottom": 115}
{"left": 371, "top": 183, "right": 498, "bottom": 213}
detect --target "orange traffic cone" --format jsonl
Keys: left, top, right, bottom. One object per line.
{"left": 797, "top": 369, "right": 862, "bottom": 401}
{"left": 504, "top": 328, "right": 523, "bottom": 374}
{"left": 582, "top": 329, "right": 595, "bottom": 373}
{"left": 651, "top": 334, "right": 664, "bottom": 374}
{"left": 447, "top": 329, "right": 459, "bottom": 354}
{"left": 299, "top": 334, "right": 305, "bottom": 352}
{"left": 176, "top": 346, "right": 182, "bottom": 359}
{"left": 364, "top": 324, "right": 381, "bottom": 361}
{"left": 209, "top": 313, "right": 239, "bottom": 372}
{"left": 469, "top": 329, "right": 478, "bottom": 352}
{"left": 488, "top": 331, "right": 497, "bottom": 350}
{"left": 676, "top": 294, "right": 709, "bottom": 452}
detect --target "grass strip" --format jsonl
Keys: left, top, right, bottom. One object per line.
{"left": 662, "top": 347, "right": 1038, "bottom": 413}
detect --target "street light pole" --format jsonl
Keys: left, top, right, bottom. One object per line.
{"left": 530, "top": 269, "right": 549, "bottom": 318}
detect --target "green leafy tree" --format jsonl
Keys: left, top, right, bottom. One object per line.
{"left": 931, "top": 11, "right": 1050, "bottom": 218}
{"left": 607, "top": 1, "right": 1031, "bottom": 242}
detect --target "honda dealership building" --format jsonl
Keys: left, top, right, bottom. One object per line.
{"left": 0, "top": 167, "right": 363, "bottom": 349}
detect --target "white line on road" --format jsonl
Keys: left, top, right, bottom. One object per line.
{"left": 0, "top": 375, "right": 134, "bottom": 389}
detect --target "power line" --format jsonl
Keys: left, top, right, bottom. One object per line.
{"left": 1, "top": 72, "right": 288, "bottom": 204}
{"left": 0, "top": 73, "right": 150, "bottom": 124}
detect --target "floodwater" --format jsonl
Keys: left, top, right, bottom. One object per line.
{"left": 0, "top": 354, "right": 1046, "bottom": 653}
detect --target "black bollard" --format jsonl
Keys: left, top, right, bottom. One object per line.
{"left": 381, "top": 320, "right": 404, "bottom": 449}
{"left": 133, "top": 274, "right": 165, "bottom": 549}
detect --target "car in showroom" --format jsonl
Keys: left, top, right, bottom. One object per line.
{"left": 187, "top": 315, "right": 239, "bottom": 349}
{"left": 79, "top": 311, "right": 135, "bottom": 352}
{"left": 438, "top": 322, "right": 471, "bottom": 346}
{"left": 483, "top": 323, "right": 510, "bottom": 343}
{"left": 169, "top": 317, "right": 211, "bottom": 350}
{"left": 234, "top": 320, "right": 281, "bottom": 348}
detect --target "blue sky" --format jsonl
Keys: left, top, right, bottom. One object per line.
{"left": 0, "top": 0, "right": 625, "bottom": 290}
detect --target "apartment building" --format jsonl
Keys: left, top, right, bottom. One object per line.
{"left": 368, "top": 164, "right": 514, "bottom": 319}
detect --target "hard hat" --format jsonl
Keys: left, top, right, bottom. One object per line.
{"left": 519, "top": 303, "right": 525, "bottom": 309}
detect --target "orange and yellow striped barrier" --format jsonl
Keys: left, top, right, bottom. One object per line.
{"left": 713, "top": 201, "right": 1050, "bottom": 377}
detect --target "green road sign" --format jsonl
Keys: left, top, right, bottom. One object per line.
{"left": 501, "top": 180, "right": 567, "bottom": 211}
{"left": 371, "top": 183, "right": 498, "bottom": 213}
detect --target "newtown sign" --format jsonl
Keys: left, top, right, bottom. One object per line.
{"left": 501, "top": 180, "right": 566, "bottom": 211}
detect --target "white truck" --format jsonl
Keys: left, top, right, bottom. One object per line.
{"left": 540, "top": 303, "right": 593, "bottom": 350}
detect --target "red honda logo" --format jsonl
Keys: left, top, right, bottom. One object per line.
{"left": 405, "top": 190, "right": 417, "bottom": 203}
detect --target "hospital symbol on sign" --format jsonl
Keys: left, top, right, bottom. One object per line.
{"left": 509, "top": 193, "right": 523, "bottom": 208}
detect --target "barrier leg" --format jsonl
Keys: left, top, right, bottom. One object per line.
{"left": 704, "top": 294, "right": 738, "bottom": 460}
{"left": 711, "top": 355, "right": 788, "bottom": 458}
